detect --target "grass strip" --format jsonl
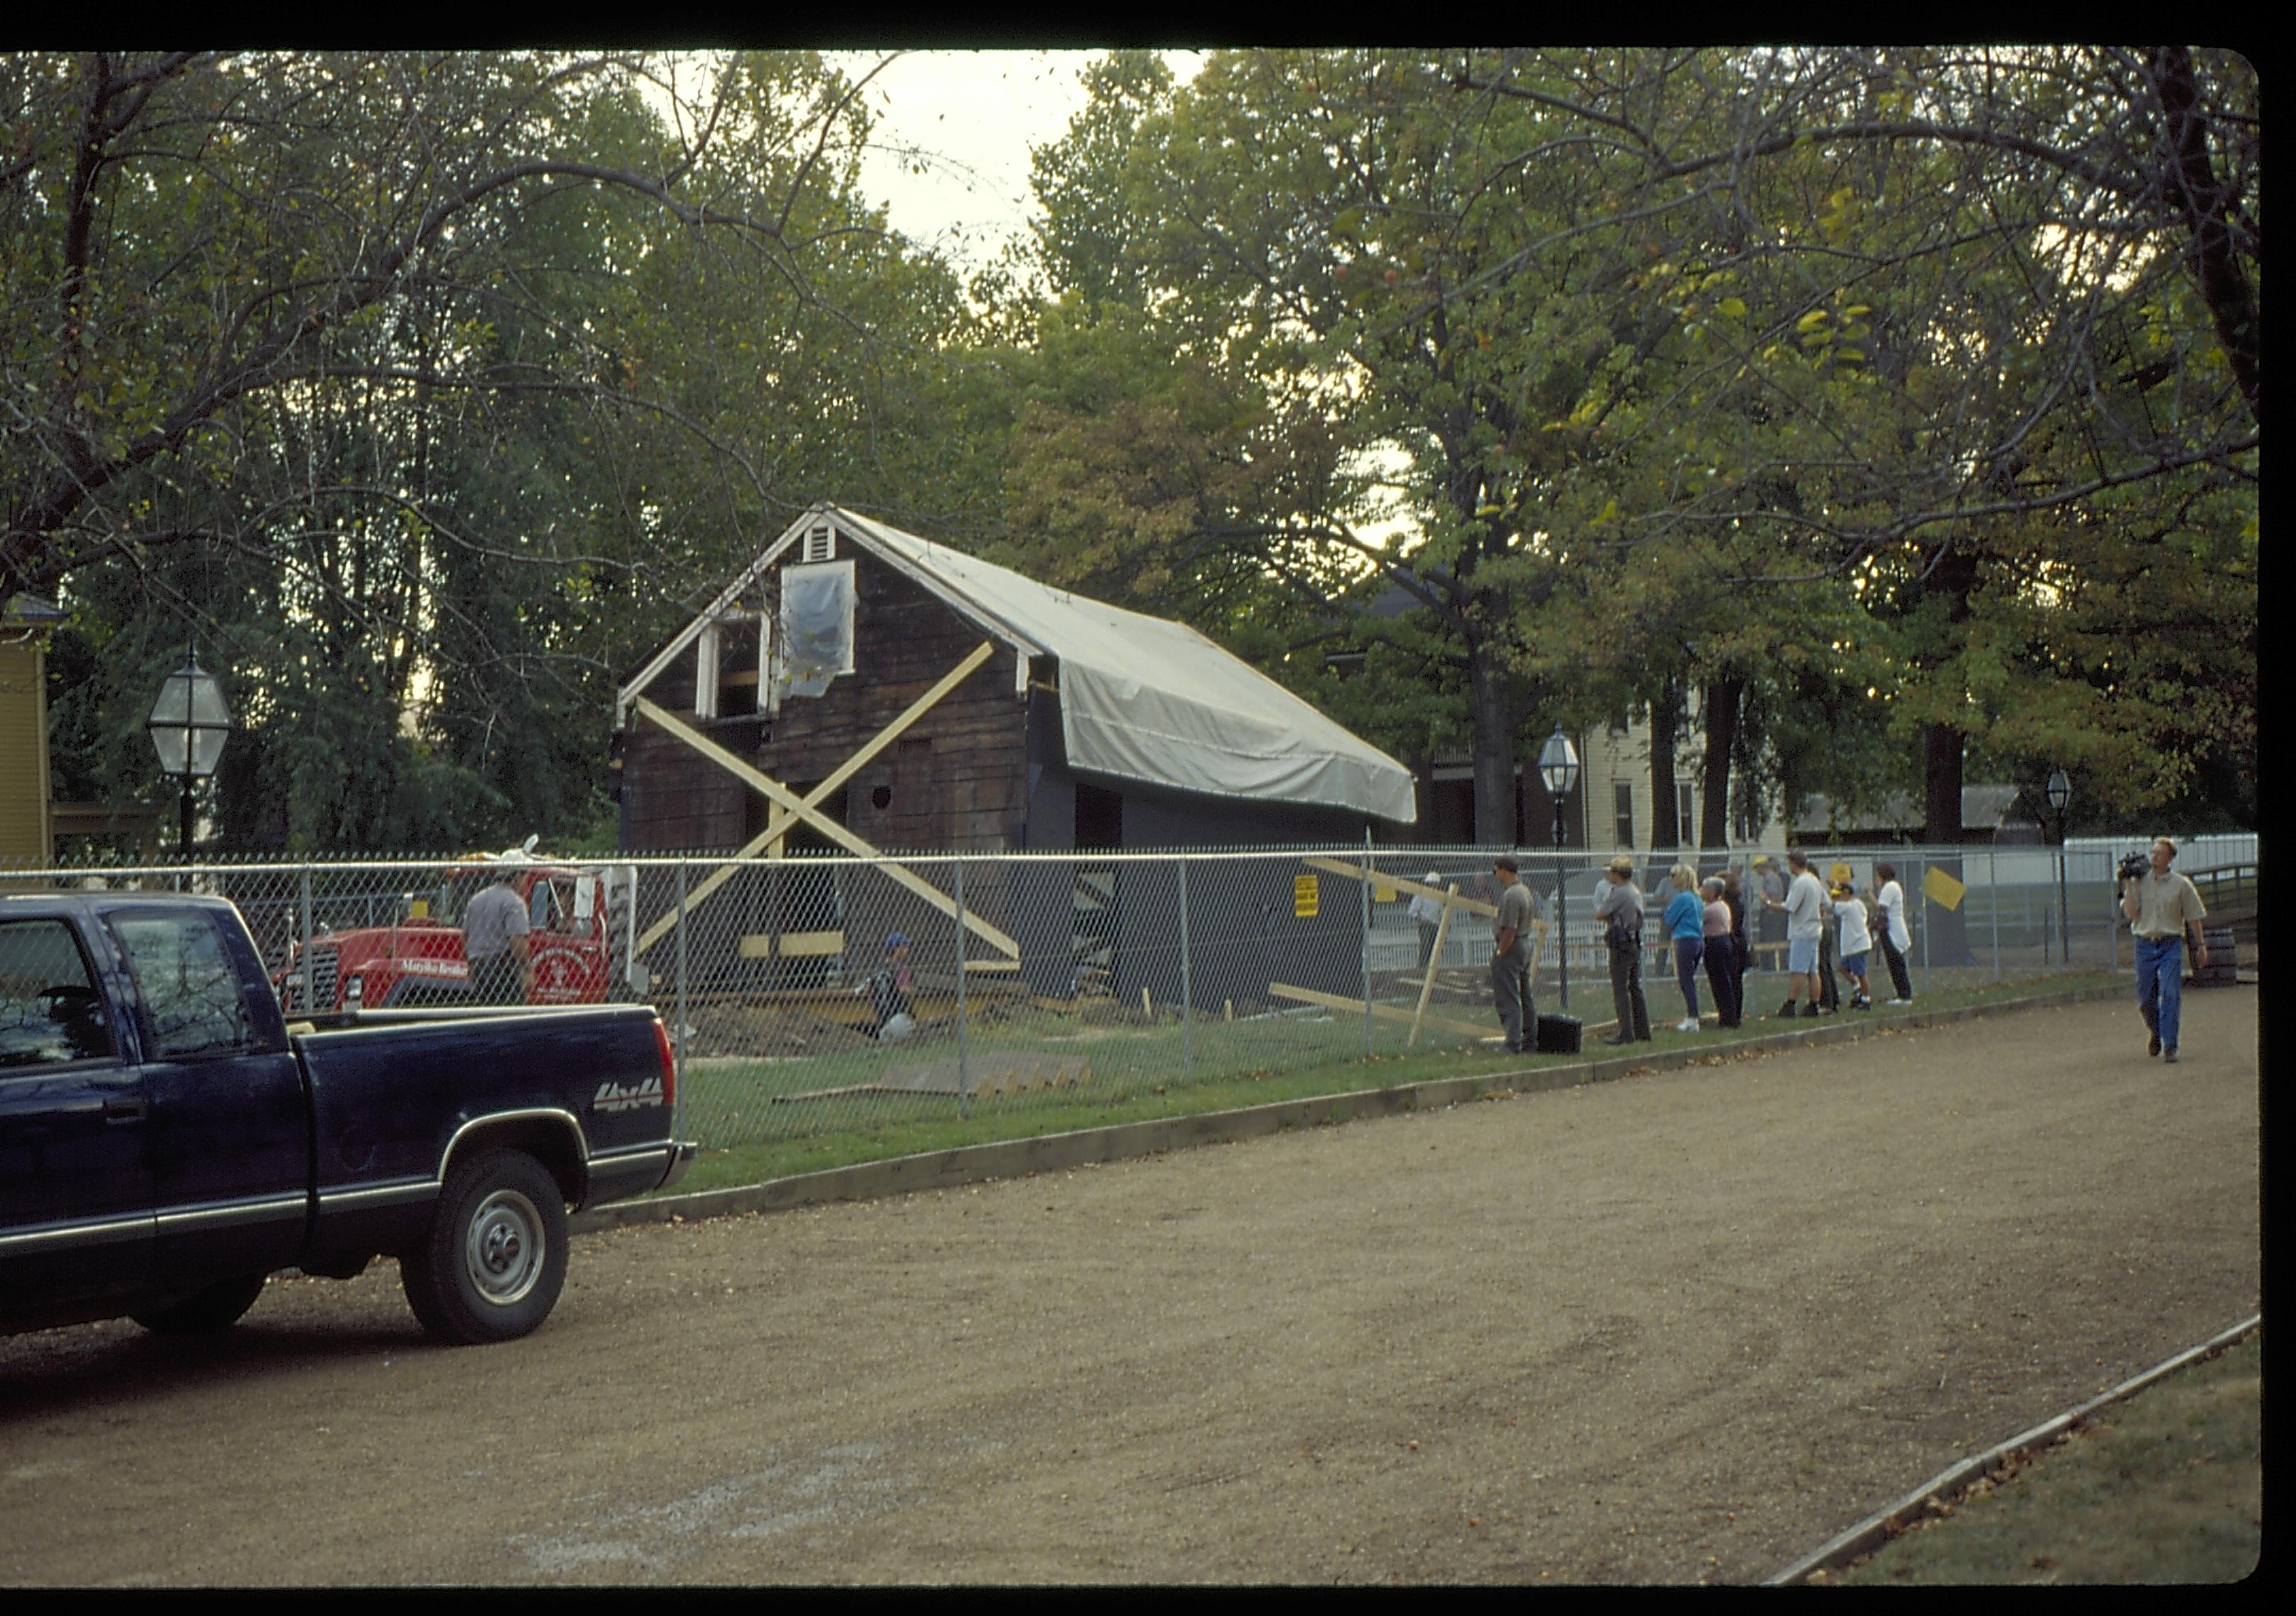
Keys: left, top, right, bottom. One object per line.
{"left": 1828, "top": 1330, "right": 2261, "bottom": 1586}
{"left": 658, "top": 970, "right": 2124, "bottom": 1199}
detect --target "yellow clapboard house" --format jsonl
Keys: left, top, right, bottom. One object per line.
{"left": 1, "top": 595, "right": 63, "bottom": 866}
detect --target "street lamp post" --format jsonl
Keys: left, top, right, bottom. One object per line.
{"left": 147, "top": 649, "right": 232, "bottom": 859}
{"left": 2045, "top": 768, "right": 2072, "bottom": 966}
{"left": 1538, "top": 727, "right": 1582, "bottom": 1009}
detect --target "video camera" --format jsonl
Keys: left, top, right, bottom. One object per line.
{"left": 2117, "top": 850, "right": 2149, "bottom": 883}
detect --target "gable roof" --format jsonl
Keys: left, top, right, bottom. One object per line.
{"left": 620, "top": 503, "right": 1418, "bottom": 824}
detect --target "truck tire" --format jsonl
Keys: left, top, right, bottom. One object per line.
{"left": 131, "top": 1274, "right": 268, "bottom": 1334}
{"left": 401, "top": 1148, "right": 569, "bottom": 1345}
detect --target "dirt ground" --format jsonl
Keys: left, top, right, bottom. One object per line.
{"left": 0, "top": 987, "right": 2259, "bottom": 1586}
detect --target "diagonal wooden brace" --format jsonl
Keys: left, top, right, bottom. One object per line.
{"left": 627, "top": 645, "right": 1019, "bottom": 958}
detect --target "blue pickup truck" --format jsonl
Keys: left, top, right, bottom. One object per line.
{"left": 1, "top": 892, "right": 694, "bottom": 1345}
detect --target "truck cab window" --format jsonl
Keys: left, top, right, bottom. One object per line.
{"left": 111, "top": 913, "right": 252, "bottom": 1060}
{"left": 0, "top": 919, "right": 113, "bottom": 1067}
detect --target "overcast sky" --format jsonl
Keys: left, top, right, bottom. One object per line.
{"left": 826, "top": 50, "right": 1203, "bottom": 272}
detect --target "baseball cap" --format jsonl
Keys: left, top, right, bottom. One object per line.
{"left": 885, "top": 931, "right": 911, "bottom": 950}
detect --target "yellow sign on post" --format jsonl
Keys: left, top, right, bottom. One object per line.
{"left": 1829, "top": 861, "right": 1854, "bottom": 890}
{"left": 1923, "top": 865, "right": 1966, "bottom": 911}
{"left": 1294, "top": 874, "right": 1320, "bottom": 919}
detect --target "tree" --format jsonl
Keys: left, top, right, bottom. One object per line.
{"left": 6, "top": 50, "right": 997, "bottom": 850}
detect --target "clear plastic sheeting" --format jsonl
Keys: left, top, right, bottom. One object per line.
{"left": 777, "top": 561, "right": 854, "bottom": 699}
{"left": 836, "top": 510, "right": 1419, "bottom": 823}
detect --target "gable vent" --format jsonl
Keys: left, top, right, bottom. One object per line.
{"left": 801, "top": 524, "right": 835, "bottom": 563}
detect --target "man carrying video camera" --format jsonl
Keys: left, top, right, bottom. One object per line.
{"left": 2120, "top": 837, "right": 2210, "bottom": 1065}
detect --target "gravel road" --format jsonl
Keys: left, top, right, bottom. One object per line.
{"left": 0, "top": 987, "right": 2258, "bottom": 1586}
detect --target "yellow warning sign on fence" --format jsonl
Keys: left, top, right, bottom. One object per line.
{"left": 1294, "top": 874, "right": 1320, "bottom": 919}
{"left": 1923, "top": 865, "right": 1966, "bottom": 911}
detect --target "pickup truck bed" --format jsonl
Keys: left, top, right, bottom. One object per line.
{"left": 1, "top": 892, "right": 694, "bottom": 1344}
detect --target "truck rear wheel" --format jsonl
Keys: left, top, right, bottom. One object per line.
{"left": 132, "top": 1274, "right": 268, "bottom": 1334}
{"left": 401, "top": 1148, "right": 568, "bottom": 1345}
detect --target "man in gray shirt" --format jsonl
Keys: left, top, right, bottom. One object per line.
{"left": 1490, "top": 855, "right": 1538, "bottom": 1055}
{"left": 463, "top": 875, "right": 532, "bottom": 1005}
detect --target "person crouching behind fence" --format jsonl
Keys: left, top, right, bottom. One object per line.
{"left": 1832, "top": 883, "right": 1873, "bottom": 1010}
{"left": 1662, "top": 862, "right": 1706, "bottom": 1033}
{"left": 2121, "top": 837, "right": 2209, "bottom": 1065}
{"left": 860, "top": 931, "right": 918, "bottom": 1041}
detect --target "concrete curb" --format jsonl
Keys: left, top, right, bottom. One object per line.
{"left": 1762, "top": 1312, "right": 2263, "bottom": 1586}
{"left": 571, "top": 982, "right": 2130, "bottom": 1235}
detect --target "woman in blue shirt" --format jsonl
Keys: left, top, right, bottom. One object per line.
{"left": 1663, "top": 862, "right": 1706, "bottom": 1033}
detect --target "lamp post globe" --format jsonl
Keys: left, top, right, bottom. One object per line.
{"left": 147, "top": 652, "right": 232, "bottom": 858}
{"left": 1538, "top": 728, "right": 1581, "bottom": 1006}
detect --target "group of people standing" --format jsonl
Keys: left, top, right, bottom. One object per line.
{"left": 1481, "top": 848, "right": 1918, "bottom": 1052}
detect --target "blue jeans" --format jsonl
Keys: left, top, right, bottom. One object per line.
{"left": 2134, "top": 936, "right": 2185, "bottom": 1051}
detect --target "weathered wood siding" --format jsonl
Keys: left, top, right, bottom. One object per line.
{"left": 621, "top": 549, "right": 1029, "bottom": 856}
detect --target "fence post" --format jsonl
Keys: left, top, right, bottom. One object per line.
{"left": 1918, "top": 853, "right": 1930, "bottom": 997}
{"left": 298, "top": 867, "right": 314, "bottom": 1016}
{"left": 1988, "top": 843, "right": 2000, "bottom": 982}
{"left": 674, "top": 860, "right": 689, "bottom": 1093}
{"left": 955, "top": 856, "right": 970, "bottom": 1118}
{"left": 1361, "top": 830, "right": 1375, "bottom": 1057}
{"left": 1178, "top": 853, "right": 1194, "bottom": 1081}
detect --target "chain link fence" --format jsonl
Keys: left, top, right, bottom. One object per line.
{"left": 6, "top": 841, "right": 2190, "bottom": 1155}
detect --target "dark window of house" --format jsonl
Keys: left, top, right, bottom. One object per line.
{"left": 1614, "top": 782, "right": 1635, "bottom": 849}
{"left": 1076, "top": 784, "right": 1123, "bottom": 851}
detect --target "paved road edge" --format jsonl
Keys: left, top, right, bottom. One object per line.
{"left": 573, "top": 983, "right": 2133, "bottom": 1235}
{"left": 1762, "top": 1312, "right": 2263, "bottom": 1586}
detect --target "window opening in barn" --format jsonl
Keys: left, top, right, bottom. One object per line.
{"left": 779, "top": 561, "right": 856, "bottom": 698}
{"left": 716, "top": 616, "right": 762, "bottom": 717}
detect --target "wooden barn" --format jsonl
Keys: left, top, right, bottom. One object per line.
{"left": 612, "top": 503, "right": 1417, "bottom": 1007}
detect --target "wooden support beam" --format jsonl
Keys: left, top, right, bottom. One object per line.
{"left": 631, "top": 640, "right": 1000, "bottom": 953}
{"left": 1267, "top": 981, "right": 1493, "bottom": 1041}
{"left": 1305, "top": 856, "right": 1498, "bottom": 919}
{"left": 1407, "top": 883, "right": 1461, "bottom": 1048}
{"left": 631, "top": 684, "right": 1020, "bottom": 959}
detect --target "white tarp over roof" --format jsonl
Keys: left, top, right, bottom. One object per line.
{"left": 834, "top": 509, "right": 1417, "bottom": 824}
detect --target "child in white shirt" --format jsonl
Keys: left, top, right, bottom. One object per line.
{"left": 1833, "top": 885, "right": 1873, "bottom": 1010}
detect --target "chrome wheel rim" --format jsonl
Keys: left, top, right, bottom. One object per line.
{"left": 464, "top": 1188, "right": 545, "bottom": 1306}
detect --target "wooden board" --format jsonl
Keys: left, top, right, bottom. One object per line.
{"left": 775, "top": 1050, "right": 1093, "bottom": 1103}
{"left": 1267, "top": 981, "right": 1494, "bottom": 1040}
{"left": 1303, "top": 855, "right": 1500, "bottom": 918}
{"left": 739, "top": 929, "right": 846, "bottom": 960}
